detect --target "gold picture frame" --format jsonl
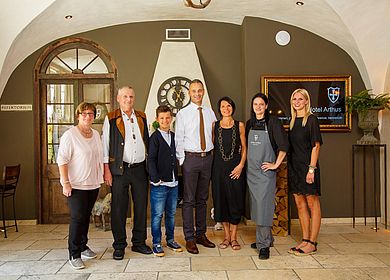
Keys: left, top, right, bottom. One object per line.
{"left": 261, "top": 75, "right": 352, "bottom": 132}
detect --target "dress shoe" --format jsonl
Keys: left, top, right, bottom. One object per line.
{"left": 259, "top": 247, "right": 270, "bottom": 260}
{"left": 113, "top": 249, "right": 124, "bottom": 260}
{"left": 196, "top": 234, "right": 216, "bottom": 248}
{"left": 185, "top": 240, "right": 199, "bottom": 254}
{"left": 131, "top": 244, "right": 153, "bottom": 255}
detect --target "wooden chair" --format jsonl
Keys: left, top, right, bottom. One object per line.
{"left": 0, "top": 164, "right": 20, "bottom": 238}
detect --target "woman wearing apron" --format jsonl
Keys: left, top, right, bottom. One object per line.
{"left": 287, "top": 88, "right": 322, "bottom": 256}
{"left": 246, "top": 93, "right": 289, "bottom": 259}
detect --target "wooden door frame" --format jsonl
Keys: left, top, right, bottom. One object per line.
{"left": 33, "top": 37, "right": 117, "bottom": 223}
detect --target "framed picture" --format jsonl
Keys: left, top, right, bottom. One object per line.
{"left": 261, "top": 75, "right": 351, "bottom": 131}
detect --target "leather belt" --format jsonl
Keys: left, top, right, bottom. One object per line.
{"left": 185, "top": 151, "right": 212, "bottom": 158}
{"left": 123, "top": 161, "right": 144, "bottom": 168}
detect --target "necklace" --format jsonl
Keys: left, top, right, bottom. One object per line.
{"left": 217, "top": 121, "right": 237, "bottom": 161}
{"left": 77, "top": 125, "right": 93, "bottom": 138}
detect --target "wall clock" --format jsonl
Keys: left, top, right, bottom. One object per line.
{"left": 157, "top": 76, "right": 192, "bottom": 115}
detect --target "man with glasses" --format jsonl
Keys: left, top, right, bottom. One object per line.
{"left": 102, "top": 85, "right": 151, "bottom": 260}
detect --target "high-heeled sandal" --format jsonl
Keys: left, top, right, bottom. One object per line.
{"left": 294, "top": 240, "right": 318, "bottom": 256}
{"left": 288, "top": 238, "right": 310, "bottom": 254}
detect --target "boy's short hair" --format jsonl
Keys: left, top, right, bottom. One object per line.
{"left": 156, "top": 105, "right": 172, "bottom": 117}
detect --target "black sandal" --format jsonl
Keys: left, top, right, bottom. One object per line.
{"left": 288, "top": 238, "right": 310, "bottom": 254}
{"left": 294, "top": 240, "right": 318, "bottom": 256}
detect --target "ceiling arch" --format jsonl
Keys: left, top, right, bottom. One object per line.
{"left": 0, "top": 0, "right": 389, "bottom": 98}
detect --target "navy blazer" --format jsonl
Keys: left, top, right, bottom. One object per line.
{"left": 148, "top": 130, "right": 178, "bottom": 184}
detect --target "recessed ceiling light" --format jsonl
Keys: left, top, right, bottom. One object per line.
{"left": 296, "top": 1, "right": 304, "bottom": 6}
{"left": 275, "top": 30, "right": 291, "bottom": 46}
{"left": 64, "top": 15, "right": 73, "bottom": 20}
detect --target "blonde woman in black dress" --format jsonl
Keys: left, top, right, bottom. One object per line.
{"left": 212, "top": 96, "right": 246, "bottom": 250}
{"left": 288, "top": 88, "right": 322, "bottom": 256}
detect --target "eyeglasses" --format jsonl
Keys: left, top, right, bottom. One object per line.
{"left": 80, "top": 112, "right": 95, "bottom": 117}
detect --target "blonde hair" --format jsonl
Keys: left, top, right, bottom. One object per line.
{"left": 289, "top": 88, "right": 312, "bottom": 130}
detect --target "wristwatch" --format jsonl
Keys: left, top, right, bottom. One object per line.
{"left": 308, "top": 168, "right": 315, "bottom": 174}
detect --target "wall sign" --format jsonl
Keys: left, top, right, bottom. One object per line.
{"left": 1, "top": 104, "right": 33, "bottom": 111}
{"left": 261, "top": 75, "right": 351, "bottom": 131}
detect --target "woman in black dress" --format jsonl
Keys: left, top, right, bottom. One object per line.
{"left": 212, "top": 96, "right": 246, "bottom": 250}
{"left": 288, "top": 88, "right": 322, "bottom": 256}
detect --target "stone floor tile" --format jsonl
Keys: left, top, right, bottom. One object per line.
{"left": 51, "top": 224, "right": 70, "bottom": 232}
{"left": 219, "top": 244, "right": 279, "bottom": 257}
{"left": 0, "top": 260, "right": 66, "bottom": 275}
{"left": 360, "top": 267, "right": 390, "bottom": 280}
{"left": 191, "top": 256, "right": 256, "bottom": 271}
{"left": 316, "top": 233, "right": 351, "bottom": 243}
{"left": 18, "top": 274, "right": 90, "bottom": 280}
{"left": 228, "top": 269, "right": 299, "bottom": 280}
{"left": 252, "top": 255, "right": 322, "bottom": 269}
{"left": 315, "top": 225, "right": 361, "bottom": 234}
{"left": 15, "top": 232, "right": 68, "bottom": 241}
{"left": 0, "top": 240, "right": 36, "bottom": 250}
{"left": 294, "top": 268, "right": 371, "bottom": 280}
{"left": 313, "top": 254, "right": 388, "bottom": 268}
{"left": 86, "top": 238, "right": 114, "bottom": 248}
{"left": 27, "top": 239, "right": 68, "bottom": 250}
{"left": 371, "top": 253, "right": 390, "bottom": 265}
{"left": 125, "top": 257, "right": 190, "bottom": 272}
{"left": 0, "top": 231, "right": 24, "bottom": 240}
{"left": 41, "top": 249, "right": 69, "bottom": 260}
{"left": 341, "top": 233, "right": 390, "bottom": 243}
{"left": 16, "top": 224, "right": 59, "bottom": 233}
{"left": 158, "top": 271, "right": 227, "bottom": 280}
{"left": 87, "top": 272, "right": 157, "bottom": 280}
{"left": 0, "top": 249, "right": 49, "bottom": 261}
{"left": 275, "top": 243, "right": 338, "bottom": 256}
{"left": 0, "top": 276, "right": 20, "bottom": 280}
{"left": 86, "top": 230, "right": 115, "bottom": 239}
{"left": 58, "top": 259, "right": 128, "bottom": 274}
{"left": 329, "top": 242, "right": 390, "bottom": 254}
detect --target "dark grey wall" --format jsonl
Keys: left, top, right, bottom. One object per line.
{"left": 0, "top": 18, "right": 365, "bottom": 220}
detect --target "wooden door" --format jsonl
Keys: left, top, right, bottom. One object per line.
{"left": 40, "top": 80, "right": 113, "bottom": 223}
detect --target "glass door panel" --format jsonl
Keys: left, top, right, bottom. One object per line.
{"left": 46, "top": 83, "right": 75, "bottom": 164}
{"left": 83, "top": 83, "right": 112, "bottom": 132}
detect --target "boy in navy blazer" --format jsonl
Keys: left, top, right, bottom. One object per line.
{"left": 148, "top": 105, "right": 183, "bottom": 257}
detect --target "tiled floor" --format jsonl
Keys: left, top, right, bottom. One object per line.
{"left": 0, "top": 222, "right": 389, "bottom": 279}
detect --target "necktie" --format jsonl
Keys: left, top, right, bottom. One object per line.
{"left": 198, "top": 107, "right": 206, "bottom": 151}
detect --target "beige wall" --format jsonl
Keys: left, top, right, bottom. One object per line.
{"left": 0, "top": 18, "right": 367, "bottom": 220}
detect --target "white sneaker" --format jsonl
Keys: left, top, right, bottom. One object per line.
{"left": 81, "top": 248, "right": 97, "bottom": 259}
{"left": 69, "top": 257, "right": 85, "bottom": 269}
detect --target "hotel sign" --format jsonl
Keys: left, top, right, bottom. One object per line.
{"left": 1, "top": 104, "right": 32, "bottom": 111}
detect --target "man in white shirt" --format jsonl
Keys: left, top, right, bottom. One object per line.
{"left": 102, "top": 86, "right": 152, "bottom": 260}
{"left": 175, "top": 79, "right": 217, "bottom": 254}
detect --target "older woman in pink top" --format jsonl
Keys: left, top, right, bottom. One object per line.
{"left": 57, "top": 102, "right": 103, "bottom": 269}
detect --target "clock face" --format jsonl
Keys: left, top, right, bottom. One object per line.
{"left": 158, "top": 76, "right": 191, "bottom": 116}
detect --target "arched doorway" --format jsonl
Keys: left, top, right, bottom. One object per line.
{"left": 34, "top": 37, "right": 117, "bottom": 223}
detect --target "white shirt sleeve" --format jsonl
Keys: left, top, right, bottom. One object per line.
{"left": 102, "top": 116, "right": 110, "bottom": 163}
{"left": 175, "top": 111, "right": 185, "bottom": 166}
{"left": 57, "top": 131, "right": 72, "bottom": 166}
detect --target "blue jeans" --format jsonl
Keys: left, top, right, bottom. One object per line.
{"left": 150, "top": 184, "right": 178, "bottom": 245}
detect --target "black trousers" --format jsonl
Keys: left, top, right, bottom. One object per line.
{"left": 111, "top": 162, "right": 148, "bottom": 250}
{"left": 67, "top": 188, "right": 99, "bottom": 259}
{"left": 182, "top": 154, "right": 213, "bottom": 241}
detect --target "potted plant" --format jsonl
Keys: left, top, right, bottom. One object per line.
{"left": 346, "top": 89, "right": 390, "bottom": 144}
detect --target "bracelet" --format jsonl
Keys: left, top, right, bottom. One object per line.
{"left": 60, "top": 180, "right": 70, "bottom": 185}
{"left": 308, "top": 165, "right": 317, "bottom": 170}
